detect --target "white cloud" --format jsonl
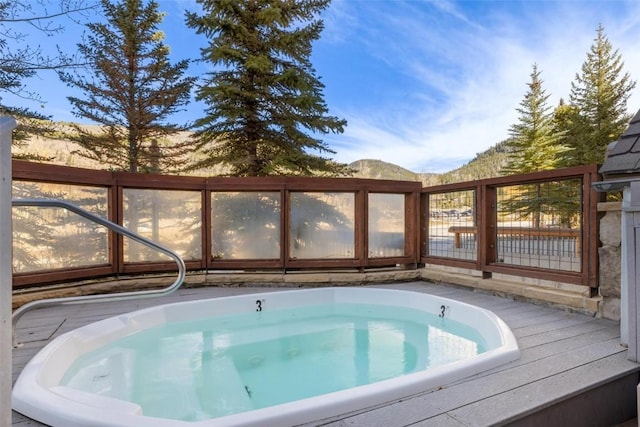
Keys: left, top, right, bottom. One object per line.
{"left": 321, "top": 0, "right": 640, "bottom": 173}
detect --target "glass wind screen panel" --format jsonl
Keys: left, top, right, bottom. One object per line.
{"left": 496, "top": 180, "right": 581, "bottom": 272}
{"left": 289, "top": 192, "right": 354, "bottom": 259}
{"left": 211, "top": 192, "right": 281, "bottom": 260}
{"left": 123, "top": 189, "right": 202, "bottom": 262}
{"left": 428, "top": 190, "right": 476, "bottom": 261}
{"left": 368, "top": 193, "right": 405, "bottom": 257}
{"left": 12, "top": 181, "right": 109, "bottom": 273}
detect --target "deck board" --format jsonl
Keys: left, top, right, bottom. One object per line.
{"left": 448, "top": 352, "right": 638, "bottom": 426}
{"left": 11, "top": 281, "right": 639, "bottom": 426}
{"left": 314, "top": 341, "right": 631, "bottom": 427}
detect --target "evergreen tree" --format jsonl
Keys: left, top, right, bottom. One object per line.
{"left": 58, "top": 0, "right": 195, "bottom": 173}
{"left": 560, "top": 24, "right": 636, "bottom": 166}
{"left": 185, "top": 0, "right": 348, "bottom": 177}
{"left": 552, "top": 98, "right": 584, "bottom": 153}
{"left": 501, "top": 64, "right": 566, "bottom": 176}
{"left": 501, "top": 64, "right": 569, "bottom": 228}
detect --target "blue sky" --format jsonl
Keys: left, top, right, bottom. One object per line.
{"left": 5, "top": 0, "right": 640, "bottom": 173}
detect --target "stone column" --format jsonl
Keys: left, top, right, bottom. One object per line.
{"left": 598, "top": 202, "right": 622, "bottom": 322}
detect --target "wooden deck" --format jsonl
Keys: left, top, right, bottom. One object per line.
{"left": 11, "top": 281, "right": 640, "bottom": 426}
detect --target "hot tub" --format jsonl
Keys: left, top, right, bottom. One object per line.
{"left": 13, "top": 287, "right": 519, "bottom": 426}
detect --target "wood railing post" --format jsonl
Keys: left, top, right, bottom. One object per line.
{"left": 357, "top": 189, "right": 367, "bottom": 270}
{"left": 480, "top": 184, "right": 497, "bottom": 278}
{"left": 420, "top": 192, "right": 429, "bottom": 259}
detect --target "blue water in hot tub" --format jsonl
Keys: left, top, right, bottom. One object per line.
{"left": 60, "top": 303, "right": 487, "bottom": 422}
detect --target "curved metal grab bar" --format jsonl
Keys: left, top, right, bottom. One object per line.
{"left": 11, "top": 198, "right": 186, "bottom": 347}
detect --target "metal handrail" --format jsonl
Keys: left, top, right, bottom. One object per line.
{"left": 11, "top": 198, "right": 186, "bottom": 347}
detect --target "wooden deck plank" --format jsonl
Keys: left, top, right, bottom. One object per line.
{"left": 511, "top": 314, "right": 591, "bottom": 338}
{"left": 11, "top": 411, "right": 42, "bottom": 426}
{"left": 15, "top": 320, "right": 66, "bottom": 344}
{"left": 447, "top": 352, "right": 639, "bottom": 426}
{"left": 501, "top": 311, "right": 585, "bottom": 330}
{"left": 514, "top": 324, "right": 621, "bottom": 359}
{"left": 451, "top": 324, "right": 622, "bottom": 383}
{"left": 492, "top": 304, "right": 559, "bottom": 320}
{"left": 516, "top": 319, "right": 616, "bottom": 349}
{"left": 313, "top": 339, "right": 630, "bottom": 427}
{"left": 410, "top": 413, "right": 468, "bottom": 426}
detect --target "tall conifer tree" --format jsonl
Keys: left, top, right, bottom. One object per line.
{"left": 502, "top": 64, "right": 565, "bottom": 176}
{"left": 186, "top": 0, "right": 347, "bottom": 177}
{"left": 59, "top": 0, "right": 195, "bottom": 173}
{"left": 501, "top": 65, "right": 568, "bottom": 227}
{"left": 560, "top": 24, "right": 636, "bottom": 166}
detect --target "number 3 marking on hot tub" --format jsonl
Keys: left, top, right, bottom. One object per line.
{"left": 256, "top": 300, "right": 263, "bottom": 311}
{"left": 439, "top": 305, "right": 446, "bottom": 318}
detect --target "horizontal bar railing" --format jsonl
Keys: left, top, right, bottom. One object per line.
{"left": 420, "top": 164, "right": 602, "bottom": 289}
{"left": 11, "top": 198, "right": 186, "bottom": 347}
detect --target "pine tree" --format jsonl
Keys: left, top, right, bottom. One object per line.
{"left": 185, "top": 0, "right": 348, "bottom": 177}
{"left": 560, "top": 24, "right": 636, "bottom": 166}
{"left": 501, "top": 64, "right": 566, "bottom": 176}
{"left": 58, "top": 0, "right": 195, "bottom": 173}
{"left": 501, "top": 64, "right": 569, "bottom": 228}
{"left": 552, "top": 98, "right": 585, "bottom": 151}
